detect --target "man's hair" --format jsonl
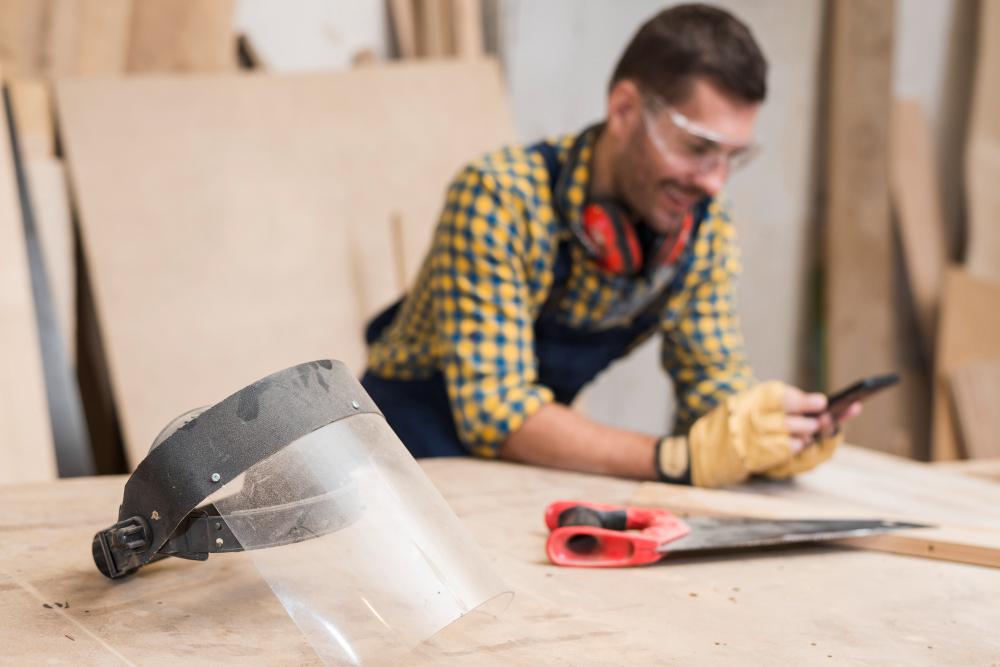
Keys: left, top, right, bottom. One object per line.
{"left": 610, "top": 4, "right": 767, "bottom": 105}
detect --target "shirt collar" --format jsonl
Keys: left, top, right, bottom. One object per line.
{"left": 554, "top": 123, "right": 603, "bottom": 235}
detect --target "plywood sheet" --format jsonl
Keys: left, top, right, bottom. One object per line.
{"left": 0, "top": 80, "right": 57, "bottom": 483}
{"left": 965, "top": 0, "right": 1000, "bottom": 283}
{"left": 932, "top": 268, "right": 1000, "bottom": 459}
{"left": 57, "top": 61, "right": 516, "bottom": 467}
{"left": 126, "top": 0, "right": 236, "bottom": 73}
{"left": 824, "top": 0, "right": 908, "bottom": 456}
{"left": 950, "top": 359, "right": 1000, "bottom": 459}
{"left": 889, "top": 99, "right": 948, "bottom": 354}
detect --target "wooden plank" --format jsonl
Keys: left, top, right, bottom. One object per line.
{"left": 7, "top": 79, "right": 53, "bottom": 158}
{"left": 56, "top": 61, "right": 516, "bottom": 468}
{"left": 631, "top": 445, "right": 1000, "bottom": 569}
{"left": 824, "top": 0, "right": 908, "bottom": 456}
{"left": 126, "top": 0, "right": 236, "bottom": 73}
{"left": 450, "top": 0, "right": 483, "bottom": 59}
{"left": 417, "top": 0, "right": 452, "bottom": 57}
{"left": 44, "top": 0, "right": 132, "bottom": 77}
{"left": 0, "top": 72, "right": 57, "bottom": 483}
{"left": 0, "top": 0, "right": 48, "bottom": 76}
{"left": 965, "top": 0, "right": 1000, "bottom": 283}
{"left": 935, "top": 458, "right": 1000, "bottom": 483}
{"left": 632, "top": 483, "right": 1000, "bottom": 569}
{"left": 950, "top": 359, "right": 1000, "bottom": 459}
{"left": 24, "top": 158, "right": 74, "bottom": 365}
{"left": 8, "top": 80, "right": 76, "bottom": 364}
{"left": 932, "top": 268, "right": 1000, "bottom": 459}
{"left": 3, "top": 462, "right": 1000, "bottom": 663}
{"left": 65, "top": 0, "right": 132, "bottom": 75}
{"left": 888, "top": 99, "right": 948, "bottom": 355}
{"left": 0, "top": 0, "right": 130, "bottom": 77}
{"left": 390, "top": 0, "right": 418, "bottom": 59}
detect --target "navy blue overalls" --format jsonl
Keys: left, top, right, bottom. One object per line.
{"left": 361, "top": 142, "right": 705, "bottom": 458}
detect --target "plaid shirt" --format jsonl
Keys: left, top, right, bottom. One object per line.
{"left": 367, "top": 128, "right": 754, "bottom": 458}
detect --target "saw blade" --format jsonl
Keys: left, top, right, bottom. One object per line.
{"left": 659, "top": 517, "right": 929, "bottom": 555}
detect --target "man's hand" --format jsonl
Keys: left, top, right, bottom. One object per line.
{"left": 688, "top": 381, "right": 864, "bottom": 487}
{"left": 783, "top": 386, "right": 862, "bottom": 454}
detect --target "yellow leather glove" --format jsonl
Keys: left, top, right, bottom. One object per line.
{"left": 689, "top": 381, "right": 822, "bottom": 488}
{"left": 763, "top": 431, "right": 842, "bottom": 479}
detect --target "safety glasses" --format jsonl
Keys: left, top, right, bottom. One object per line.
{"left": 640, "top": 97, "right": 761, "bottom": 175}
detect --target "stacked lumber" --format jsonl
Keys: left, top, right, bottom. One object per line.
{"left": 875, "top": 0, "right": 1000, "bottom": 462}
{"left": 0, "top": 0, "right": 236, "bottom": 77}
{"left": 934, "top": 0, "right": 1000, "bottom": 461}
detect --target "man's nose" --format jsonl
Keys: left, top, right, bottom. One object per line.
{"left": 690, "top": 160, "right": 729, "bottom": 198}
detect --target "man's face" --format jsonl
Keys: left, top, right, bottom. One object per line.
{"left": 608, "top": 78, "right": 760, "bottom": 234}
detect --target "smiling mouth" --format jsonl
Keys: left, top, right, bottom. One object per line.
{"left": 662, "top": 184, "right": 702, "bottom": 210}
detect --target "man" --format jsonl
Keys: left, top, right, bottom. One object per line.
{"left": 362, "top": 4, "right": 860, "bottom": 487}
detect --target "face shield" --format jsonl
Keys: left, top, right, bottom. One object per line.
{"left": 93, "top": 361, "right": 510, "bottom": 664}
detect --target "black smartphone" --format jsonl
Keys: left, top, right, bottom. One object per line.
{"left": 824, "top": 373, "right": 900, "bottom": 420}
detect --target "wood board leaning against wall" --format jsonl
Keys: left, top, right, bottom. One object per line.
{"left": 0, "top": 72, "right": 57, "bottom": 483}
{"left": 824, "top": 0, "right": 915, "bottom": 457}
{"left": 964, "top": 0, "right": 1000, "bottom": 284}
{"left": 56, "top": 60, "right": 517, "bottom": 468}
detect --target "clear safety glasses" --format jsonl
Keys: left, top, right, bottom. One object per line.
{"left": 640, "top": 97, "right": 761, "bottom": 175}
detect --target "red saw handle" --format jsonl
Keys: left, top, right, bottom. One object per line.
{"left": 544, "top": 500, "right": 690, "bottom": 567}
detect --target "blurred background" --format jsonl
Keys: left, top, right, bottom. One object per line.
{"left": 1, "top": 0, "right": 997, "bottom": 481}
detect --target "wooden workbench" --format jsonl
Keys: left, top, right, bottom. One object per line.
{"left": 2, "top": 457, "right": 998, "bottom": 665}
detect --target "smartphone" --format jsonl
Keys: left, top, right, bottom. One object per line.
{"left": 824, "top": 372, "right": 900, "bottom": 420}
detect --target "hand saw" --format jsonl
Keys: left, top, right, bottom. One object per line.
{"left": 544, "top": 499, "right": 929, "bottom": 567}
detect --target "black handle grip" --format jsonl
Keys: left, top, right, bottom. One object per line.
{"left": 557, "top": 505, "right": 628, "bottom": 531}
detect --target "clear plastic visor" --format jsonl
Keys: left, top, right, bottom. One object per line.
{"left": 209, "top": 412, "right": 510, "bottom": 665}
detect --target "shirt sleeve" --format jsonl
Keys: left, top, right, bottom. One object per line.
{"left": 661, "top": 203, "right": 754, "bottom": 435}
{"left": 428, "top": 165, "right": 554, "bottom": 458}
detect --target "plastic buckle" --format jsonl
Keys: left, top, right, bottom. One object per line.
{"left": 92, "top": 516, "right": 151, "bottom": 579}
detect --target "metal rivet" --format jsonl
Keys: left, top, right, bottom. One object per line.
{"left": 151, "top": 511, "right": 160, "bottom": 521}
{"left": 215, "top": 522, "right": 223, "bottom": 531}
{"left": 210, "top": 473, "right": 221, "bottom": 483}
{"left": 351, "top": 400, "right": 360, "bottom": 409}
{"left": 215, "top": 538, "right": 224, "bottom": 547}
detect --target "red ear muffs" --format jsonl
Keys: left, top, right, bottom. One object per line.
{"left": 581, "top": 201, "right": 642, "bottom": 275}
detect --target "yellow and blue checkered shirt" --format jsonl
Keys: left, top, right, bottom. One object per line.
{"left": 367, "top": 128, "right": 753, "bottom": 457}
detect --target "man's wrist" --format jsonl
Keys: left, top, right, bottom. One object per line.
{"left": 654, "top": 436, "right": 693, "bottom": 485}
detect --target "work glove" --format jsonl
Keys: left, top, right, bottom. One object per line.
{"left": 682, "top": 381, "right": 841, "bottom": 488}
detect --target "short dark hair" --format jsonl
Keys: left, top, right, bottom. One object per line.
{"left": 610, "top": 4, "right": 767, "bottom": 105}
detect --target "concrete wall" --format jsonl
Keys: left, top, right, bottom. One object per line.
{"left": 499, "top": 0, "right": 826, "bottom": 433}
{"left": 234, "top": 0, "right": 388, "bottom": 71}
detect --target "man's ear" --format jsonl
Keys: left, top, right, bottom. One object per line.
{"left": 606, "top": 80, "right": 643, "bottom": 138}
